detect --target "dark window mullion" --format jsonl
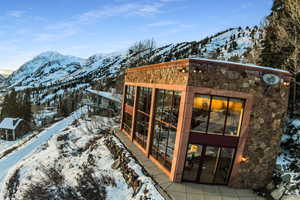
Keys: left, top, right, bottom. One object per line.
{"left": 222, "top": 98, "right": 230, "bottom": 136}
{"left": 205, "top": 96, "right": 213, "bottom": 134}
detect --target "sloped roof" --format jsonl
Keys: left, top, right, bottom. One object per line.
{"left": 86, "top": 88, "right": 122, "bottom": 103}
{"left": 0, "top": 118, "right": 23, "bottom": 130}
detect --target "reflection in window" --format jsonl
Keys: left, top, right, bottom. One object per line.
{"left": 191, "top": 94, "right": 244, "bottom": 136}
{"left": 135, "top": 112, "right": 149, "bottom": 148}
{"left": 190, "top": 95, "right": 211, "bottom": 133}
{"left": 151, "top": 89, "right": 181, "bottom": 171}
{"left": 182, "top": 144, "right": 203, "bottom": 181}
{"left": 135, "top": 87, "right": 152, "bottom": 149}
{"left": 225, "top": 98, "right": 244, "bottom": 136}
{"left": 122, "top": 112, "right": 132, "bottom": 133}
{"left": 125, "top": 86, "right": 135, "bottom": 107}
{"left": 207, "top": 96, "right": 228, "bottom": 135}
{"left": 214, "top": 148, "right": 235, "bottom": 184}
{"left": 151, "top": 121, "right": 177, "bottom": 170}
{"left": 138, "top": 87, "right": 152, "bottom": 114}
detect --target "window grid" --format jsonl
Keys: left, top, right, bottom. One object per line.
{"left": 191, "top": 94, "right": 245, "bottom": 137}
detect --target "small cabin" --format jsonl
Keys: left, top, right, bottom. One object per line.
{"left": 0, "top": 118, "right": 30, "bottom": 141}
{"left": 119, "top": 58, "right": 291, "bottom": 189}
{"left": 85, "top": 88, "right": 122, "bottom": 117}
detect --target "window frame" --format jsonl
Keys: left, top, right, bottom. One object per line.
{"left": 190, "top": 94, "right": 245, "bottom": 137}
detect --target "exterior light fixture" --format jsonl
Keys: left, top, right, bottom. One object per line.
{"left": 282, "top": 81, "right": 290, "bottom": 86}
{"left": 179, "top": 67, "right": 188, "bottom": 73}
{"left": 192, "top": 67, "right": 203, "bottom": 73}
{"left": 240, "top": 156, "right": 249, "bottom": 163}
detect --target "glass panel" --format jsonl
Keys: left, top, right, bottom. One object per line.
{"left": 155, "top": 90, "right": 165, "bottom": 120}
{"left": 125, "top": 86, "right": 135, "bottom": 107}
{"left": 135, "top": 112, "right": 149, "bottom": 148}
{"left": 183, "top": 144, "right": 203, "bottom": 181}
{"left": 138, "top": 87, "right": 152, "bottom": 114}
{"left": 214, "top": 148, "right": 235, "bottom": 184}
{"left": 199, "top": 146, "right": 219, "bottom": 183}
{"left": 191, "top": 95, "right": 211, "bottom": 133}
{"left": 170, "top": 91, "right": 181, "bottom": 126}
{"left": 225, "top": 98, "right": 244, "bottom": 136}
{"left": 122, "top": 112, "right": 132, "bottom": 133}
{"left": 207, "top": 96, "right": 228, "bottom": 135}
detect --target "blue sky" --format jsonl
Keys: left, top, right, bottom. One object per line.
{"left": 0, "top": 0, "right": 273, "bottom": 70}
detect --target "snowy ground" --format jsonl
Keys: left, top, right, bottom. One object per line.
{"left": 0, "top": 107, "right": 88, "bottom": 197}
{"left": 272, "top": 119, "right": 300, "bottom": 199}
{"left": 0, "top": 113, "right": 164, "bottom": 200}
{"left": 0, "top": 134, "right": 34, "bottom": 157}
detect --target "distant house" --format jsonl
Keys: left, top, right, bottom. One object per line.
{"left": 0, "top": 118, "right": 30, "bottom": 140}
{"left": 85, "top": 88, "right": 122, "bottom": 117}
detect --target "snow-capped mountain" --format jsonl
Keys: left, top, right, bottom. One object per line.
{"left": 6, "top": 26, "right": 262, "bottom": 103}
{"left": 7, "top": 51, "right": 84, "bottom": 88}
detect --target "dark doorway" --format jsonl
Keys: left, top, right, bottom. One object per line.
{"left": 182, "top": 144, "right": 235, "bottom": 185}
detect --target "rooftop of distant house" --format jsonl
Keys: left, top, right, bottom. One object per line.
{"left": 0, "top": 118, "right": 23, "bottom": 130}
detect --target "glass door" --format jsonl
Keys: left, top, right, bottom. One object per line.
{"left": 183, "top": 144, "right": 236, "bottom": 185}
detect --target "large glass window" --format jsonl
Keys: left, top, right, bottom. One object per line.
{"left": 151, "top": 89, "right": 181, "bottom": 171}
{"left": 183, "top": 144, "right": 236, "bottom": 185}
{"left": 191, "top": 94, "right": 244, "bottom": 136}
{"left": 125, "top": 86, "right": 135, "bottom": 107}
{"left": 134, "top": 87, "right": 152, "bottom": 149}
{"left": 122, "top": 85, "right": 136, "bottom": 134}
{"left": 122, "top": 112, "right": 132, "bottom": 134}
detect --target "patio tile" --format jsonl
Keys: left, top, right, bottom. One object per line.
{"left": 168, "top": 191, "right": 187, "bottom": 200}
{"left": 187, "top": 193, "right": 204, "bottom": 200}
{"left": 235, "top": 189, "right": 257, "bottom": 197}
{"left": 202, "top": 194, "right": 222, "bottom": 200}
{"left": 167, "top": 183, "right": 187, "bottom": 193}
{"left": 222, "top": 196, "right": 240, "bottom": 200}
{"left": 185, "top": 183, "right": 205, "bottom": 194}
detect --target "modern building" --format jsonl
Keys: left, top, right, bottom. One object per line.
{"left": 119, "top": 58, "right": 291, "bottom": 188}
{"left": 0, "top": 118, "right": 30, "bottom": 140}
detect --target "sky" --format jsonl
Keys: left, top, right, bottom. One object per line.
{"left": 0, "top": 0, "right": 273, "bottom": 70}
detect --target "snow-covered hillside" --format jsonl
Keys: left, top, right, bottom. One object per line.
{"left": 7, "top": 51, "right": 84, "bottom": 88}
{"left": 5, "top": 26, "right": 262, "bottom": 105}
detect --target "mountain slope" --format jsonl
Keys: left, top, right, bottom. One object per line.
{"left": 7, "top": 51, "right": 84, "bottom": 88}
{"left": 6, "top": 26, "right": 263, "bottom": 104}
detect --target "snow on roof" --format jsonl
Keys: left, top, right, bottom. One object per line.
{"left": 189, "top": 57, "right": 291, "bottom": 75}
{"left": 0, "top": 118, "right": 23, "bottom": 130}
{"left": 86, "top": 88, "right": 122, "bottom": 103}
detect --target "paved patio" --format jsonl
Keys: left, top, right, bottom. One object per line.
{"left": 114, "top": 129, "right": 265, "bottom": 200}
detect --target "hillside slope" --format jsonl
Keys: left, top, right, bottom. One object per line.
{"left": 6, "top": 26, "right": 262, "bottom": 104}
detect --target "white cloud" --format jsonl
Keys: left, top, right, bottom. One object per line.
{"left": 148, "top": 20, "right": 177, "bottom": 27}
{"left": 6, "top": 10, "right": 25, "bottom": 18}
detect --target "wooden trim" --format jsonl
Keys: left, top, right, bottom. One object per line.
{"left": 121, "top": 128, "right": 132, "bottom": 139}
{"left": 170, "top": 87, "right": 190, "bottom": 182}
{"left": 124, "top": 104, "right": 134, "bottom": 115}
{"left": 130, "top": 87, "right": 139, "bottom": 141}
{"left": 120, "top": 84, "right": 126, "bottom": 129}
{"left": 188, "top": 133, "right": 239, "bottom": 148}
{"left": 149, "top": 155, "right": 172, "bottom": 178}
{"left": 125, "top": 59, "right": 189, "bottom": 73}
{"left": 146, "top": 87, "right": 157, "bottom": 157}
{"left": 172, "top": 86, "right": 194, "bottom": 182}
{"left": 133, "top": 140, "right": 148, "bottom": 155}
{"left": 228, "top": 95, "right": 254, "bottom": 186}
{"left": 125, "top": 82, "right": 186, "bottom": 91}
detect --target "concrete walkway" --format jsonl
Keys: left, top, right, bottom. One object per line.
{"left": 114, "top": 129, "right": 265, "bottom": 200}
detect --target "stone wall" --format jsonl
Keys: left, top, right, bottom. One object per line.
{"left": 124, "top": 59, "right": 291, "bottom": 189}
{"left": 125, "top": 62, "right": 189, "bottom": 85}
{"left": 188, "top": 62, "right": 291, "bottom": 188}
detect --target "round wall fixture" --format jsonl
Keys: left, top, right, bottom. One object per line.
{"left": 262, "top": 73, "right": 280, "bottom": 85}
